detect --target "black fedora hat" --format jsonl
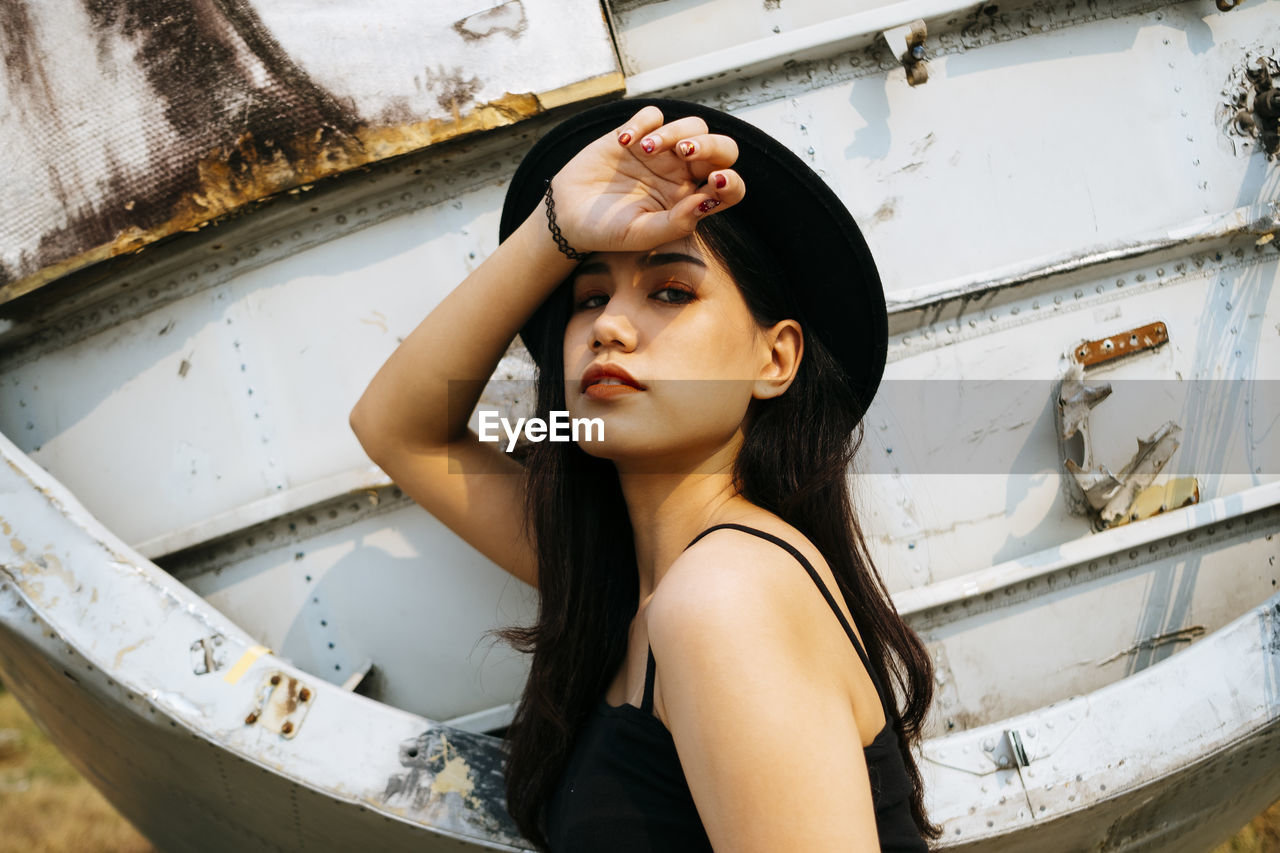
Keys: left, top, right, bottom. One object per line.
{"left": 498, "top": 97, "right": 888, "bottom": 421}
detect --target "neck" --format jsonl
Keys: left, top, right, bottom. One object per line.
{"left": 614, "top": 432, "right": 758, "bottom": 602}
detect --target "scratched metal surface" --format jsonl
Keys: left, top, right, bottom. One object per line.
{"left": 0, "top": 426, "right": 529, "bottom": 851}
{"left": 0, "top": 0, "right": 621, "bottom": 304}
{"left": 2, "top": 421, "right": 1278, "bottom": 850}
{"left": 1, "top": 0, "right": 1280, "bottom": 850}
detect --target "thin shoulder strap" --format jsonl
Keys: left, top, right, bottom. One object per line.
{"left": 683, "top": 522, "right": 890, "bottom": 718}
{"left": 640, "top": 645, "right": 657, "bottom": 714}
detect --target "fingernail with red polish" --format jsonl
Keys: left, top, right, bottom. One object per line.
{"left": 641, "top": 136, "right": 656, "bottom": 154}
{"left": 714, "top": 173, "right": 727, "bottom": 189}
{"left": 618, "top": 131, "right": 632, "bottom": 146}
{"left": 698, "top": 199, "right": 721, "bottom": 214}
{"left": 678, "top": 141, "right": 696, "bottom": 157}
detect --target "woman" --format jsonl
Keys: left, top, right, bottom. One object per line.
{"left": 350, "top": 98, "right": 941, "bottom": 851}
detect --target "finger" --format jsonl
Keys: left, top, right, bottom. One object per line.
{"left": 640, "top": 174, "right": 746, "bottom": 243}
{"left": 703, "top": 168, "right": 746, "bottom": 208}
{"left": 614, "top": 105, "right": 665, "bottom": 149}
{"left": 636, "top": 116, "right": 710, "bottom": 155}
{"left": 669, "top": 133, "right": 740, "bottom": 170}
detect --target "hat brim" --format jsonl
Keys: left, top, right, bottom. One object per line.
{"left": 498, "top": 97, "right": 887, "bottom": 419}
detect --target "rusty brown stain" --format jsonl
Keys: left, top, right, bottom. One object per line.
{"left": 1, "top": 91, "right": 547, "bottom": 306}
{"left": 1, "top": 4, "right": 623, "bottom": 308}
{"left": 1073, "top": 321, "right": 1169, "bottom": 367}
{"left": 0, "top": 1, "right": 58, "bottom": 122}
{"left": 82, "top": 0, "right": 357, "bottom": 139}
{"left": 421, "top": 65, "right": 484, "bottom": 116}
{"left": 453, "top": 1, "right": 528, "bottom": 42}
{"left": 2, "top": 0, "right": 359, "bottom": 298}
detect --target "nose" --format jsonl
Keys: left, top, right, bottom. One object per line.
{"left": 590, "top": 299, "right": 638, "bottom": 352}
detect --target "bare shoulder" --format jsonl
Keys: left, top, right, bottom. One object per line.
{"left": 645, "top": 519, "right": 839, "bottom": 697}
{"left": 650, "top": 522, "right": 809, "bottom": 621}
{"left": 642, "top": 519, "right": 883, "bottom": 849}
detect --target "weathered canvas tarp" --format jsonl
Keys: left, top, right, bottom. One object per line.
{"left": 0, "top": 0, "right": 621, "bottom": 303}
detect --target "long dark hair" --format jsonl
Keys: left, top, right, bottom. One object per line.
{"left": 493, "top": 207, "right": 942, "bottom": 849}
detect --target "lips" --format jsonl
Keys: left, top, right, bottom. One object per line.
{"left": 580, "top": 363, "right": 645, "bottom": 398}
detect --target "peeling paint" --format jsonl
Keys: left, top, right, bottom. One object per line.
{"left": 114, "top": 638, "right": 145, "bottom": 669}
{"left": 427, "top": 734, "right": 476, "bottom": 798}
{"left": 382, "top": 726, "right": 520, "bottom": 840}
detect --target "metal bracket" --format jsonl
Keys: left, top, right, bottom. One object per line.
{"left": 989, "top": 728, "right": 1031, "bottom": 770}
{"left": 243, "top": 671, "right": 315, "bottom": 738}
{"left": 189, "top": 633, "right": 230, "bottom": 675}
{"left": 882, "top": 20, "right": 928, "bottom": 86}
{"left": 1056, "top": 321, "right": 1194, "bottom": 529}
{"left": 1072, "top": 322, "right": 1168, "bottom": 368}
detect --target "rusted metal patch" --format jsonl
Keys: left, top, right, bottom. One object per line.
{"left": 882, "top": 19, "right": 929, "bottom": 86}
{"left": 1072, "top": 321, "right": 1168, "bottom": 368}
{"left": 0, "top": 0, "right": 622, "bottom": 306}
{"left": 1221, "top": 51, "right": 1280, "bottom": 156}
{"left": 454, "top": 1, "right": 529, "bottom": 42}
{"left": 243, "top": 671, "right": 314, "bottom": 738}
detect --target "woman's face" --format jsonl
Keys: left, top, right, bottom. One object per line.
{"left": 562, "top": 235, "right": 800, "bottom": 470}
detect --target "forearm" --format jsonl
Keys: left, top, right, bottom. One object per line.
{"left": 349, "top": 199, "right": 576, "bottom": 456}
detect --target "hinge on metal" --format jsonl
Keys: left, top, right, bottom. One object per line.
{"left": 881, "top": 20, "right": 928, "bottom": 86}
{"left": 989, "top": 728, "right": 1031, "bottom": 769}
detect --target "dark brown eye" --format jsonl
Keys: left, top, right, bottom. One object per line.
{"left": 652, "top": 284, "right": 695, "bottom": 304}
{"left": 574, "top": 293, "right": 608, "bottom": 311}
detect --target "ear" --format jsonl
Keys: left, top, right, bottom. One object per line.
{"left": 752, "top": 319, "right": 803, "bottom": 400}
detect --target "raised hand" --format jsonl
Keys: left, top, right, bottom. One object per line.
{"left": 545, "top": 105, "right": 747, "bottom": 255}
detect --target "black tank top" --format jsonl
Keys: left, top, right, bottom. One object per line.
{"left": 544, "top": 523, "right": 929, "bottom": 852}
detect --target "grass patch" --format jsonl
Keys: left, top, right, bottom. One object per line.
{"left": 1212, "top": 796, "right": 1280, "bottom": 853}
{"left": 0, "top": 679, "right": 154, "bottom": 853}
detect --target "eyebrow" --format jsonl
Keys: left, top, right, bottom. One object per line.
{"left": 574, "top": 251, "right": 707, "bottom": 278}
